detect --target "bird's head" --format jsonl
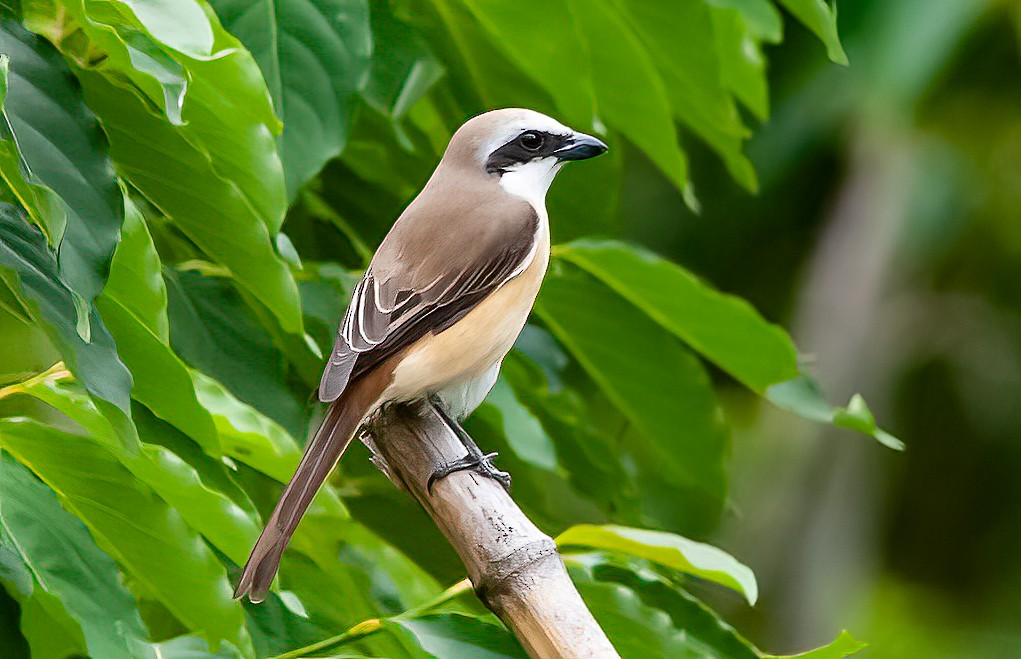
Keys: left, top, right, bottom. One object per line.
{"left": 442, "top": 108, "right": 608, "bottom": 205}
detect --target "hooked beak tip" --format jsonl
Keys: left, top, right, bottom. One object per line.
{"left": 555, "top": 132, "right": 608, "bottom": 161}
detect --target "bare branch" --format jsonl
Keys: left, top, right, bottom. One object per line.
{"left": 365, "top": 402, "right": 619, "bottom": 659}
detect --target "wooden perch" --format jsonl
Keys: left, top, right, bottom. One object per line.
{"left": 364, "top": 401, "right": 620, "bottom": 659}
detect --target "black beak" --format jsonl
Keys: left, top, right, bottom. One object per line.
{"left": 554, "top": 132, "right": 608, "bottom": 161}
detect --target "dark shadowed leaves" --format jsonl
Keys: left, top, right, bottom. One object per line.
{"left": 557, "top": 240, "right": 798, "bottom": 393}
{"left": 165, "top": 268, "right": 306, "bottom": 436}
{"left": 0, "top": 419, "right": 249, "bottom": 650}
{"left": 0, "top": 452, "right": 149, "bottom": 659}
{"left": 775, "top": 0, "right": 848, "bottom": 65}
{"left": 388, "top": 614, "right": 528, "bottom": 659}
{"left": 78, "top": 70, "right": 303, "bottom": 335}
{"left": 0, "top": 203, "right": 135, "bottom": 447}
{"left": 210, "top": 0, "right": 373, "bottom": 198}
{"left": 558, "top": 524, "right": 757, "bottom": 604}
{"left": 534, "top": 264, "right": 728, "bottom": 529}
{"left": 0, "top": 20, "right": 124, "bottom": 305}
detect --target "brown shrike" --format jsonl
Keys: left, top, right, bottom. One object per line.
{"left": 235, "top": 108, "right": 607, "bottom": 603}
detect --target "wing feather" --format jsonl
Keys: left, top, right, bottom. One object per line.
{"left": 318, "top": 205, "right": 538, "bottom": 403}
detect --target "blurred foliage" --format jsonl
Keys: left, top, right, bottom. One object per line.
{"left": 0, "top": 0, "right": 919, "bottom": 656}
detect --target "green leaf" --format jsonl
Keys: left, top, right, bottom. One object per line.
{"left": 766, "top": 376, "right": 905, "bottom": 450}
{"left": 0, "top": 203, "right": 136, "bottom": 448}
{"left": 388, "top": 614, "right": 528, "bottom": 659}
{"left": 565, "top": 552, "right": 759, "bottom": 659}
{"left": 102, "top": 199, "right": 169, "bottom": 339}
{"left": 0, "top": 53, "right": 69, "bottom": 248}
{"left": 4, "top": 372, "right": 262, "bottom": 568}
{"left": 557, "top": 240, "right": 799, "bottom": 393}
{"left": 6, "top": 583, "right": 88, "bottom": 659}
{"left": 569, "top": 563, "right": 714, "bottom": 658}
{"left": 558, "top": 524, "right": 757, "bottom": 605}
{"left": 0, "top": 20, "right": 124, "bottom": 305}
{"left": 152, "top": 634, "right": 245, "bottom": 659}
{"left": 706, "top": 0, "right": 783, "bottom": 42}
{"left": 502, "top": 350, "right": 641, "bottom": 523}
{"left": 361, "top": 2, "right": 444, "bottom": 119}
{"left": 0, "top": 418, "right": 249, "bottom": 650}
{"left": 165, "top": 268, "right": 305, "bottom": 435}
{"left": 76, "top": 64, "right": 302, "bottom": 335}
{"left": 210, "top": 0, "right": 373, "bottom": 198}
{"left": 534, "top": 264, "right": 727, "bottom": 527}
{"left": 775, "top": 0, "right": 848, "bottom": 65}
{"left": 475, "top": 377, "right": 559, "bottom": 472}
{"left": 454, "top": 0, "right": 595, "bottom": 127}
{"left": 96, "top": 206, "right": 221, "bottom": 454}
{"left": 189, "top": 369, "right": 304, "bottom": 484}
{"left": 60, "top": 0, "right": 287, "bottom": 227}
{"left": 614, "top": 0, "right": 757, "bottom": 190}
{"left": 710, "top": 6, "right": 769, "bottom": 120}
{"left": 567, "top": 0, "right": 687, "bottom": 191}
{"left": 764, "top": 630, "right": 866, "bottom": 658}
{"left": 0, "top": 451, "right": 150, "bottom": 659}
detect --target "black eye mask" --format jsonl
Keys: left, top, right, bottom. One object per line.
{"left": 486, "top": 130, "right": 571, "bottom": 174}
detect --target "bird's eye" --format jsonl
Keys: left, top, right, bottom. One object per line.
{"left": 519, "top": 131, "right": 544, "bottom": 151}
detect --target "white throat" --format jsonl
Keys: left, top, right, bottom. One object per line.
{"left": 498, "top": 158, "right": 562, "bottom": 211}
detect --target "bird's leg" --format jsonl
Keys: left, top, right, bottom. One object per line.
{"left": 427, "top": 396, "right": 511, "bottom": 493}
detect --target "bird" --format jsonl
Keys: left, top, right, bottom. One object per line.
{"left": 234, "top": 108, "right": 607, "bottom": 603}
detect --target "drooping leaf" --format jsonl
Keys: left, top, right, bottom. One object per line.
{"left": 707, "top": 0, "right": 783, "bottom": 43}
{"left": 764, "top": 630, "right": 866, "bottom": 658}
{"left": 0, "top": 451, "right": 150, "bottom": 659}
{"left": 0, "top": 418, "right": 250, "bottom": 650}
{"left": 766, "top": 376, "right": 904, "bottom": 450}
{"left": 58, "top": 0, "right": 288, "bottom": 229}
{"left": 210, "top": 0, "right": 374, "bottom": 198}
{"left": 775, "top": 0, "right": 848, "bottom": 65}
{"left": 5, "top": 582, "right": 88, "bottom": 659}
{"left": 165, "top": 268, "right": 305, "bottom": 435}
{"left": 152, "top": 634, "right": 245, "bottom": 659}
{"left": 76, "top": 66, "right": 303, "bottom": 335}
{"left": 387, "top": 614, "right": 528, "bottom": 659}
{"left": 502, "top": 350, "right": 641, "bottom": 524}
{"left": 569, "top": 562, "right": 716, "bottom": 658}
{"left": 556, "top": 240, "right": 798, "bottom": 393}
{"left": 102, "top": 199, "right": 169, "bottom": 339}
{"left": 474, "top": 377, "right": 559, "bottom": 472}
{"left": 710, "top": 6, "right": 769, "bottom": 120}
{"left": 558, "top": 524, "right": 758, "bottom": 604}
{"left": 0, "top": 203, "right": 136, "bottom": 448}
{"left": 564, "top": 552, "right": 759, "bottom": 659}
{"left": 614, "top": 0, "right": 756, "bottom": 190}
{"left": 534, "top": 265, "right": 728, "bottom": 525}
{"left": 4, "top": 371, "right": 262, "bottom": 568}
{"left": 97, "top": 206, "right": 220, "bottom": 454}
{"left": 567, "top": 0, "right": 687, "bottom": 191}
{"left": 362, "top": 0, "right": 444, "bottom": 119}
{"left": 454, "top": 0, "right": 595, "bottom": 127}
{"left": 0, "top": 19, "right": 124, "bottom": 305}
{"left": 0, "top": 53, "right": 68, "bottom": 248}
{"left": 570, "top": 553, "right": 861, "bottom": 658}
{"left": 189, "top": 369, "right": 304, "bottom": 485}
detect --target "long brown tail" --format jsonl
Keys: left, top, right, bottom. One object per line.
{"left": 233, "top": 375, "right": 385, "bottom": 603}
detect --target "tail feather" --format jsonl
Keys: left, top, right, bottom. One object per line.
{"left": 234, "top": 377, "right": 383, "bottom": 603}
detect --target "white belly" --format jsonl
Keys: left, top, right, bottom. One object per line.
{"left": 383, "top": 220, "right": 550, "bottom": 415}
{"left": 434, "top": 361, "right": 502, "bottom": 420}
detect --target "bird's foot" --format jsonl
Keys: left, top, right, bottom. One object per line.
{"left": 427, "top": 451, "right": 512, "bottom": 494}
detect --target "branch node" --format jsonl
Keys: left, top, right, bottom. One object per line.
{"left": 474, "top": 536, "right": 558, "bottom": 602}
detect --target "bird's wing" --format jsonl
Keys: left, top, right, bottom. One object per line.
{"left": 319, "top": 195, "right": 538, "bottom": 402}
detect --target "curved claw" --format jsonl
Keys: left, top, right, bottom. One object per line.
{"left": 427, "top": 451, "right": 512, "bottom": 494}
